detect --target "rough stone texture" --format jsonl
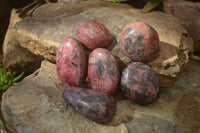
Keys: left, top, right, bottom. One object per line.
{"left": 13, "top": 0, "right": 192, "bottom": 87}
{"left": 57, "top": 0, "right": 84, "bottom": 5}
{"left": 164, "top": 0, "right": 200, "bottom": 54}
{"left": 2, "top": 9, "right": 43, "bottom": 75}
{"left": 1, "top": 60, "right": 200, "bottom": 133}
{"left": 187, "top": 17, "right": 200, "bottom": 54}
{"left": 1, "top": 60, "right": 128, "bottom": 133}
{"left": 164, "top": 0, "right": 200, "bottom": 22}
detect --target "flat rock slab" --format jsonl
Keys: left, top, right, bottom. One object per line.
{"left": 2, "top": 9, "right": 43, "bottom": 75}
{"left": 1, "top": 60, "right": 127, "bottom": 133}
{"left": 14, "top": 0, "right": 192, "bottom": 87}
{"left": 164, "top": 0, "right": 200, "bottom": 54}
{"left": 1, "top": 60, "right": 200, "bottom": 133}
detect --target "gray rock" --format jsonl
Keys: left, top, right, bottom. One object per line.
{"left": 164, "top": 0, "right": 200, "bottom": 54}
{"left": 164, "top": 0, "right": 200, "bottom": 22}
{"left": 126, "top": 115, "right": 187, "bottom": 133}
{"left": 1, "top": 60, "right": 128, "bottom": 133}
{"left": 57, "top": 0, "right": 84, "bottom": 5}
{"left": 1, "top": 60, "right": 200, "bottom": 133}
{"left": 2, "top": 9, "right": 43, "bottom": 75}
{"left": 14, "top": 0, "right": 192, "bottom": 87}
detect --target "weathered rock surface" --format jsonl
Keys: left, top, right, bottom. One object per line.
{"left": 164, "top": 0, "right": 200, "bottom": 54}
{"left": 2, "top": 9, "right": 43, "bottom": 75}
{"left": 57, "top": 0, "right": 84, "bottom": 5}
{"left": 1, "top": 60, "right": 128, "bottom": 133}
{"left": 164, "top": 0, "right": 200, "bottom": 22}
{"left": 1, "top": 60, "right": 200, "bottom": 133}
{"left": 13, "top": 0, "right": 192, "bottom": 87}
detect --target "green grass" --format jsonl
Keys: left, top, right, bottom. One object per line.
{"left": 0, "top": 118, "right": 3, "bottom": 127}
{"left": 0, "top": 68, "right": 24, "bottom": 91}
{"left": 142, "top": 0, "right": 164, "bottom": 12}
{"left": 0, "top": 68, "right": 24, "bottom": 130}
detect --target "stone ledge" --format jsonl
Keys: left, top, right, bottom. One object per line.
{"left": 1, "top": 60, "right": 200, "bottom": 133}
{"left": 13, "top": 1, "right": 192, "bottom": 87}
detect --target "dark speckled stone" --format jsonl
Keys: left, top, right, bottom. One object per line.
{"left": 121, "top": 62, "right": 160, "bottom": 105}
{"left": 63, "top": 87, "right": 117, "bottom": 124}
{"left": 56, "top": 37, "right": 87, "bottom": 87}
{"left": 76, "top": 20, "right": 112, "bottom": 50}
{"left": 119, "top": 21, "right": 160, "bottom": 63}
{"left": 88, "top": 48, "right": 120, "bottom": 95}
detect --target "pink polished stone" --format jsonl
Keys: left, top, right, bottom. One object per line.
{"left": 119, "top": 21, "right": 160, "bottom": 63}
{"left": 56, "top": 37, "right": 87, "bottom": 87}
{"left": 88, "top": 48, "right": 119, "bottom": 95}
{"left": 76, "top": 20, "right": 112, "bottom": 50}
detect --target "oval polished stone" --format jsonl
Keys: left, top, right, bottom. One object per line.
{"left": 76, "top": 20, "right": 112, "bottom": 50}
{"left": 56, "top": 37, "right": 87, "bottom": 87}
{"left": 121, "top": 62, "right": 160, "bottom": 105}
{"left": 63, "top": 87, "right": 117, "bottom": 123}
{"left": 88, "top": 48, "right": 120, "bottom": 95}
{"left": 119, "top": 21, "right": 160, "bottom": 63}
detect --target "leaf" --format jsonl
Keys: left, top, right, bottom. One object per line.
{"left": 8, "top": 79, "right": 12, "bottom": 86}
{"left": 1, "top": 85, "right": 9, "bottom": 91}
{"left": 13, "top": 72, "right": 24, "bottom": 82}
{"left": 0, "top": 118, "right": 4, "bottom": 127}
{"left": 11, "top": 71, "right": 16, "bottom": 80}
{"left": 2, "top": 76, "right": 8, "bottom": 84}
{"left": 0, "top": 68, "right": 24, "bottom": 91}
{"left": 13, "top": 83, "right": 18, "bottom": 86}
{"left": 142, "top": 0, "right": 163, "bottom": 12}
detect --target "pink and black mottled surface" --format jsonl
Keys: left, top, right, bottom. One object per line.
{"left": 56, "top": 37, "right": 87, "bottom": 87}
{"left": 121, "top": 62, "right": 160, "bottom": 105}
{"left": 88, "top": 48, "right": 120, "bottom": 95}
{"left": 76, "top": 20, "right": 112, "bottom": 50}
{"left": 119, "top": 21, "right": 160, "bottom": 63}
{"left": 63, "top": 87, "right": 117, "bottom": 123}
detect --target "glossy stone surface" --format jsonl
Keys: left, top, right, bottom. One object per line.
{"left": 119, "top": 21, "right": 160, "bottom": 63}
{"left": 56, "top": 37, "right": 87, "bottom": 87}
{"left": 63, "top": 87, "right": 117, "bottom": 124}
{"left": 121, "top": 62, "right": 160, "bottom": 105}
{"left": 88, "top": 48, "right": 119, "bottom": 95}
{"left": 14, "top": 2, "right": 192, "bottom": 88}
{"left": 76, "top": 20, "right": 112, "bottom": 50}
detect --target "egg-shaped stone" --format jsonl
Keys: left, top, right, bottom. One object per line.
{"left": 76, "top": 20, "right": 112, "bottom": 50}
{"left": 119, "top": 21, "right": 160, "bottom": 63}
{"left": 121, "top": 62, "right": 160, "bottom": 105}
{"left": 88, "top": 48, "right": 119, "bottom": 95}
{"left": 56, "top": 37, "right": 87, "bottom": 87}
{"left": 63, "top": 87, "right": 117, "bottom": 123}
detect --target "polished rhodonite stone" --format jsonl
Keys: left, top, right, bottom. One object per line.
{"left": 119, "top": 21, "right": 160, "bottom": 63}
{"left": 121, "top": 62, "right": 160, "bottom": 105}
{"left": 76, "top": 20, "right": 112, "bottom": 50}
{"left": 56, "top": 37, "right": 87, "bottom": 87}
{"left": 88, "top": 48, "right": 120, "bottom": 95}
{"left": 63, "top": 87, "right": 117, "bottom": 123}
